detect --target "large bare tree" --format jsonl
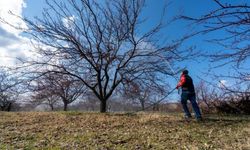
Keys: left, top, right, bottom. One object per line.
{"left": 7, "top": 0, "right": 190, "bottom": 112}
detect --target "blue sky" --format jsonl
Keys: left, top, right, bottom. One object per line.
{"left": 21, "top": 0, "right": 245, "bottom": 76}
{"left": 140, "top": 0, "right": 249, "bottom": 87}
{"left": 1, "top": 0, "right": 249, "bottom": 100}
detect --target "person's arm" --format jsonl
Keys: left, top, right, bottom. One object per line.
{"left": 176, "top": 75, "right": 186, "bottom": 89}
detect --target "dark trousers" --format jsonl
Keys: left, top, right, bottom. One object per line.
{"left": 181, "top": 91, "right": 202, "bottom": 119}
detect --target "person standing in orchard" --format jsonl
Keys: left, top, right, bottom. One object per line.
{"left": 176, "top": 70, "right": 202, "bottom": 121}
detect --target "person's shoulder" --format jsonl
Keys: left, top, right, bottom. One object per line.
{"left": 185, "top": 74, "right": 192, "bottom": 79}
{"left": 181, "top": 74, "right": 186, "bottom": 78}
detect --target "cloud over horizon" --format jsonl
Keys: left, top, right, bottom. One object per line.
{"left": 0, "top": 0, "right": 31, "bottom": 67}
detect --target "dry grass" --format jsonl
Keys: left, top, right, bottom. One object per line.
{"left": 0, "top": 111, "right": 249, "bottom": 150}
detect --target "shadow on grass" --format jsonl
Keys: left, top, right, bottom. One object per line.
{"left": 105, "top": 112, "right": 137, "bottom": 117}
{"left": 59, "top": 111, "right": 138, "bottom": 117}
{"left": 188, "top": 115, "right": 250, "bottom": 127}
{"left": 174, "top": 114, "right": 250, "bottom": 126}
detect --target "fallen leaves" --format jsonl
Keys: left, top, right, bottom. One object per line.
{"left": 0, "top": 112, "right": 249, "bottom": 149}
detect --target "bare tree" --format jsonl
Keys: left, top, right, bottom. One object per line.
{"left": 6, "top": 0, "right": 191, "bottom": 112}
{"left": 76, "top": 90, "right": 100, "bottom": 111}
{"left": 122, "top": 81, "right": 148, "bottom": 110}
{"left": 195, "top": 76, "right": 250, "bottom": 114}
{"left": 122, "top": 74, "right": 167, "bottom": 111}
{"left": 195, "top": 80, "right": 219, "bottom": 112}
{"left": 31, "top": 73, "right": 85, "bottom": 111}
{"left": 32, "top": 90, "right": 60, "bottom": 111}
{"left": 0, "top": 69, "right": 20, "bottom": 111}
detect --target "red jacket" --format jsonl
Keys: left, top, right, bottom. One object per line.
{"left": 176, "top": 74, "right": 186, "bottom": 89}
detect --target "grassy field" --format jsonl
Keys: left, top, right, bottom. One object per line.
{"left": 0, "top": 112, "right": 249, "bottom": 150}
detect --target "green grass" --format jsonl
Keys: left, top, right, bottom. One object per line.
{"left": 0, "top": 111, "right": 249, "bottom": 149}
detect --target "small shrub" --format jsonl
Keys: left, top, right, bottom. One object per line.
{"left": 215, "top": 98, "right": 250, "bottom": 115}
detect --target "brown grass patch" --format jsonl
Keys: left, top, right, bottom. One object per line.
{"left": 0, "top": 112, "right": 249, "bottom": 149}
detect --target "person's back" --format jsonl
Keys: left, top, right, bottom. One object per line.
{"left": 181, "top": 74, "right": 195, "bottom": 94}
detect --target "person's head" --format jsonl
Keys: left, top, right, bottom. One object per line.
{"left": 182, "top": 69, "right": 188, "bottom": 75}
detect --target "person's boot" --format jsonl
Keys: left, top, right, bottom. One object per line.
{"left": 184, "top": 116, "right": 192, "bottom": 122}
{"left": 196, "top": 117, "right": 203, "bottom": 122}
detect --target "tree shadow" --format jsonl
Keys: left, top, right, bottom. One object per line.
{"left": 105, "top": 112, "right": 138, "bottom": 117}
{"left": 195, "top": 115, "right": 250, "bottom": 127}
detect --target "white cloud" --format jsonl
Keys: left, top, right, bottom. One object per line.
{"left": 218, "top": 80, "right": 228, "bottom": 88}
{"left": 244, "top": 76, "right": 250, "bottom": 81}
{"left": 0, "top": 0, "right": 27, "bottom": 35}
{"left": 0, "top": 0, "right": 32, "bottom": 67}
{"left": 62, "top": 16, "right": 76, "bottom": 29}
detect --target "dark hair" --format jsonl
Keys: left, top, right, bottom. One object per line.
{"left": 182, "top": 70, "right": 188, "bottom": 75}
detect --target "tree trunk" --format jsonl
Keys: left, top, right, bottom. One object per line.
{"left": 50, "top": 104, "right": 54, "bottom": 111}
{"left": 7, "top": 103, "right": 12, "bottom": 112}
{"left": 141, "top": 103, "right": 145, "bottom": 111}
{"left": 153, "top": 103, "right": 159, "bottom": 111}
{"left": 100, "top": 100, "right": 107, "bottom": 113}
{"left": 140, "top": 99, "right": 145, "bottom": 111}
{"left": 63, "top": 103, "right": 68, "bottom": 111}
{"left": 0, "top": 106, "right": 3, "bottom": 111}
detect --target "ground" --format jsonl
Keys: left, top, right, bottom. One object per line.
{"left": 0, "top": 112, "right": 249, "bottom": 150}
